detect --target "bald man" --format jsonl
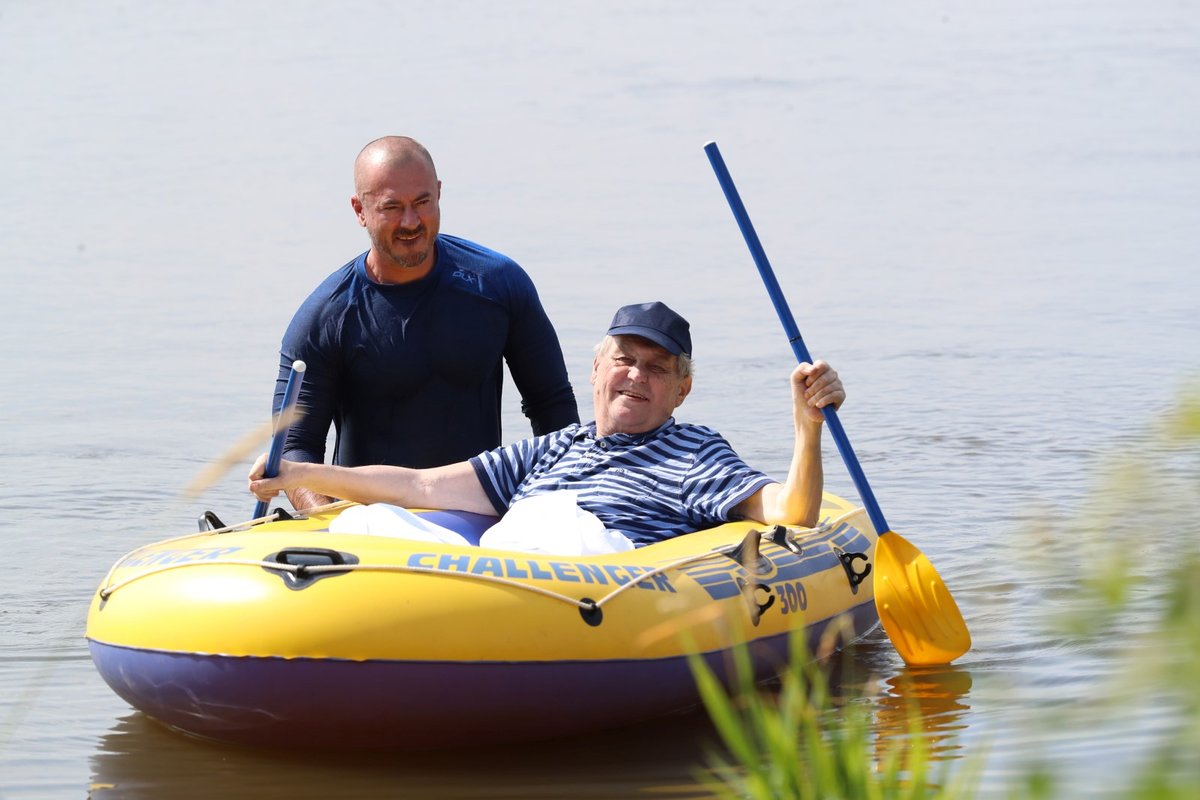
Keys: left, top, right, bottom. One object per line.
{"left": 272, "top": 136, "right": 579, "bottom": 510}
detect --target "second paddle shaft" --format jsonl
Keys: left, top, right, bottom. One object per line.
{"left": 253, "top": 360, "right": 306, "bottom": 519}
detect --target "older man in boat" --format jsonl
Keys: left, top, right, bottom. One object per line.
{"left": 249, "top": 301, "right": 844, "bottom": 549}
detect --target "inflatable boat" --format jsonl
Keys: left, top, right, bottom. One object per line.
{"left": 86, "top": 493, "right": 880, "bottom": 749}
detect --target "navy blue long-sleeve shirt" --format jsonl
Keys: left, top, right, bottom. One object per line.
{"left": 275, "top": 235, "right": 579, "bottom": 469}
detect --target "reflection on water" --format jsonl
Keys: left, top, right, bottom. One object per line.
{"left": 818, "top": 635, "right": 974, "bottom": 769}
{"left": 875, "top": 667, "right": 975, "bottom": 762}
{"left": 90, "top": 709, "right": 719, "bottom": 800}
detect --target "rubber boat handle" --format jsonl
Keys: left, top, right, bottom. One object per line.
{"left": 253, "top": 360, "right": 306, "bottom": 519}
{"left": 703, "top": 141, "right": 889, "bottom": 537}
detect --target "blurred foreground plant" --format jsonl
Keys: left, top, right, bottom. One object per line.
{"left": 1017, "top": 380, "right": 1200, "bottom": 797}
{"left": 690, "top": 381, "right": 1198, "bottom": 799}
{"left": 689, "top": 632, "right": 974, "bottom": 800}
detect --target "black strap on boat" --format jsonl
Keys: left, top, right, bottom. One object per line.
{"left": 768, "top": 524, "right": 803, "bottom": 554}
{"left": 734, "top": 574, "right": 776, "bottom": 627}
{"left": 730, "top": 530, "right": 776, "bottom": 626}
{"left": 833, "top": 545, "right": 872, "bottom": 594}
{"left": 197, "top": 510, "right": 226, "bottom": 532}
{"left": 197, "top": 506, "right": 299, "bottom": 533}
{"left": 729, "top": 528, "right": 772, "bottom": 575}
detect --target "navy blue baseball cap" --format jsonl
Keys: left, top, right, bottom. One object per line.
{"left": 607, "top": 301, "right": 692, "bottom": 357}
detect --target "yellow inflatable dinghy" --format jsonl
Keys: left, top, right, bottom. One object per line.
{"left": 86, "top": 493, "right": 879, "bottom": 749}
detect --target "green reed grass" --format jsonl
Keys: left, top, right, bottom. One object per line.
{"left": 689, "top": 634, "right": 973, "bottom": 800}
{"left": 691, "top": 381, "right": 1199, "bottom": 799}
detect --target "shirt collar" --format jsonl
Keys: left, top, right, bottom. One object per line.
{"left": 579, "top": 418, "right": 675, "bottom": 446}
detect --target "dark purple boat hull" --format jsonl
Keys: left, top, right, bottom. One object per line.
{"left": 89, "top": 599, "right": 877, "bottom": 750}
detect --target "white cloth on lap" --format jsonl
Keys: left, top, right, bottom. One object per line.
{"left": 328, "top": 494, "right": 635, "bottom": 555}
{"left": 479, "top": 491, "right": 635, "bottom": 555}
{"left": 328, "top": 503, "right": 472, "bottom": 546}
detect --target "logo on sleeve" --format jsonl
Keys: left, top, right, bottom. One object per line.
{"left": 451, "top": 268, "right": 481, "bottom": 289}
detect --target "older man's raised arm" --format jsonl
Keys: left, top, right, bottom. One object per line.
{"left": 735, "top": 360, "right": 844, "bottom": 529}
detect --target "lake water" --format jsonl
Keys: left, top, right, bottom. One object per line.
{"left": 2, "top": 1, "right": 1197, "bottom": 797}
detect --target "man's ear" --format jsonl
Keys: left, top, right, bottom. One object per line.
{"left": 675, "top": 376, "right": 693, "bottom": 408}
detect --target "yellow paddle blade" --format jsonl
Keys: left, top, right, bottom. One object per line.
{"left": 875, "top": 531, "right": 971, "bottom": 666}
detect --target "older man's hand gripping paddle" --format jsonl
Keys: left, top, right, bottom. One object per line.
{"left": 703, "top": 141, "right": 970, "bottom": 666}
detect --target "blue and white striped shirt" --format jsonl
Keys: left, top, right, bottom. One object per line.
{"left": 469, "top": 420, "right": 773, "bottom": 546}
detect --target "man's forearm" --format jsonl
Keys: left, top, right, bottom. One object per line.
{"left": 769, "top": 423, "right": 824, "bottom": 527}
{"left": 286, "top": 486, "right": 335, "bottom": 511}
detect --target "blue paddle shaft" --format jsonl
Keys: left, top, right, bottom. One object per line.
{"left": 704, "top": 141, "right": 890, "bottom": 536}
{"left": 253, "top": 360, "right": 307, "bottom": 518}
